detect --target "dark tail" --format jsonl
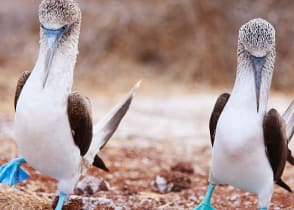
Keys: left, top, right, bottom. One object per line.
{"left": 93, "top": 155, "right": 109, "bottom": 172}
{"left": 276, "top": 178, "right": 292, "bottom": 192}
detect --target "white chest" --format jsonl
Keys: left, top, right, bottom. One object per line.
{"left": 215, "top": 104, "right": 263, "bottom": 154}
{"left": 14, "top": 71, "right": 80, "bottom": 180}
{"left": 210, "top": 96, "right": 273, "bottom": 194}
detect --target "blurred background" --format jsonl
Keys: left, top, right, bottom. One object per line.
{"left": 0, "top": 0, "right": 294, "bottom": 156}
{"left": 1, "top": 0, "right": 294, "bottom": 94}
{"left": 0, "top": 1, "right": 294, "bottom": 208}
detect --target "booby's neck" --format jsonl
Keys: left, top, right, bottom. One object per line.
{"left": 230, "top": 49, "right": 275, "bottom": 115}
{"left": 32, "top": 23, "right": 80, "bottom": 93}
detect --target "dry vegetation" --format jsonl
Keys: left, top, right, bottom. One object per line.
{"left": 1, "top": 0, "right": 294, "bottom": 89}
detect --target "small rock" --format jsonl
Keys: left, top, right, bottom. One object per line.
{"left": 232, "top": 199, "right": 241, "bottom": 207}
{"left": 150, "top": 170, "right": 191, "bottom": 193}
{"left": 63, "top": 199, "right": 83, "bottom": 210}
{"left": 244, "top": 201, "right": 252, "bottom": 207}
{"left": 229, "top": 194, "right": 239, "bottom": 201}
{"left": 171, "top": 161, "right": 194, "bottom": 174}
{"left": 75, "top": 176, "right": 110, "bottom": 195}
{"left": 150, "top": 175, "right": 173, "bottom": 193}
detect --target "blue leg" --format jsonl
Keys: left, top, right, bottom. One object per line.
{"left": 55, "top": 191, "right": 67, "bottom": 210}
{"left": 0, "top": 157, "right": 29, "bottom": 185}
{"left": 194, "top": 183, "right": 216, "bottom": 210}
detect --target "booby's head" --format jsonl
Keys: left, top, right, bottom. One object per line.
{"left": 238, "top": 18, "right": 276, "bottom": 112}
{"left": 39, "top": 0, "right": 81, "bottom": 88}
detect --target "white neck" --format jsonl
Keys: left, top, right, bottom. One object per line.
{"left": 230, "top": 56, "right": 273, "bottom": 115}
{"left": 31, "top": 26, "right": 80, "bottom": 94}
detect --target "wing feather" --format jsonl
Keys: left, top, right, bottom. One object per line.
{"left": 14, "top": 71, "right": 31, "bottom": 110}
{"left": 209, "top": 93, "right": 230, "bottom": 146}
{"left": 263, "top": 109, "right": 292, "bottom": 192}
{"left": 67, "top": 92, "right": 93, "bottom": 156}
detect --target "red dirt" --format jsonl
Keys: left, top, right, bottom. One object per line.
{"left": 0, "top": 127, "right": 293, "bottom": 209}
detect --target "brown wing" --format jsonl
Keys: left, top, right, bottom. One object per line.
{"left": 209, "top": 93, "right": 230, "bottom": 146}
{"left": 14, "top": 71, "right": 31, "bottom": 110}
{"left": 67, "top": 92, "right": 93, "bottom": 156}
{"left": 263, "top": 109, "right": 292, "bottom": 192}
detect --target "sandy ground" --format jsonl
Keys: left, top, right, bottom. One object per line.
{"left": 0, "top": 84, "right": 294, "bottom": 209}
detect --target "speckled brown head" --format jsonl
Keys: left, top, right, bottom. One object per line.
{"left": 38, "top": 0, "right": 81, "bottom": 88}
{"left": 238, "top": 18, "right": 275, "bottom": 58}
{"left": 39, "top": 0, "right": 81, "bottom": 30}
{"left": 237, "top": 18, "right": 276, "bottom": 112}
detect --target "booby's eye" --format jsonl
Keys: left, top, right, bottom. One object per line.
{"left": 61, "top": 25, "right": 69, "bottom": 32}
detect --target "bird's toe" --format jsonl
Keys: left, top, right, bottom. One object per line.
{"left": 0, "top": 158, "right": 29, "bottom": 185}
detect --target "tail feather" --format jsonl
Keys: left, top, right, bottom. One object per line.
{"left": 93, "top": 155, "right": 109, "bottom": 172}
{"left": 282, "top": 100, "right": 294, "bottom": 143}
{"left": 276, "top": 178, "right": 292, "bottom": 192}
{"left": 84, "top": 81, "right": 141, "bottom": 164}
{"left": 282, "top": 100, "right": 294, "bottom": 165}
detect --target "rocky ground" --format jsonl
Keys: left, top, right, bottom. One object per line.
{"left": 1, "top": 1, "right": 294, "bottom": 209}
{"left": 0, "top": 87, "right": 293, "bottom": 210}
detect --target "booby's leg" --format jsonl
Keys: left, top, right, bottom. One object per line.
{"left": 0, "top": 157, "right": 29, "bottom": 185}
{"left": 55, "top": 191, "right": 67, "bottom": 210}
{"left": 194, "top": 183, "right": 216, "bottom": 210}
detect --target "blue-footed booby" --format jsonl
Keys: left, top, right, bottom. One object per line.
{"left": 0, "top": 0, "right": 140, "bottom": 209}
{"left": 194, "top": 18, "right": 294, "bottom": 210}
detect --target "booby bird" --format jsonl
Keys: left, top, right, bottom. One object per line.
{"left": 194, "top": 18, "right": 294, "bottom": 210}
{"left": 0, "top": 0, "right": 140, "bottom": 209}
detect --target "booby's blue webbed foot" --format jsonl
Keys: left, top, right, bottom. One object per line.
{"left": 55, "top": 192, "right": 67, "bottom": 210}
{"left": 194, "top": 183, "right": 216, "bottom": 210}
{"left": 259, "top": 208, "right": 267, "bottom": 210}
{"left": 0, "top": 157, "right": 29, "bottom": 186}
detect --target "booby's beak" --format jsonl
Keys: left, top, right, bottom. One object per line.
{"left": 42, "top": 25, "right": 66, "bottom": 88}
{"left": 250, "top": 55, "right": 266, "bottom": 112}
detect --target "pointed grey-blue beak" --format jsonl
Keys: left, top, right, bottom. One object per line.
{"left": 42, "top": 25, "right": 65, "bottom": 88}
{"left": 250, "top": 55, "right": 266, "bottom": 112}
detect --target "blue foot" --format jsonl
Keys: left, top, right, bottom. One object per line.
{"left": 55, "top": 191, "right": 67, "bottom": 210}
{"left": 194, "top": 183, "right": 216, "bottom": 210}
{"left": 259, "top": 208, "right": 267, "bottom": 210}
{"left": 0, "top": 157, "right": 29, "bottom": 186}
